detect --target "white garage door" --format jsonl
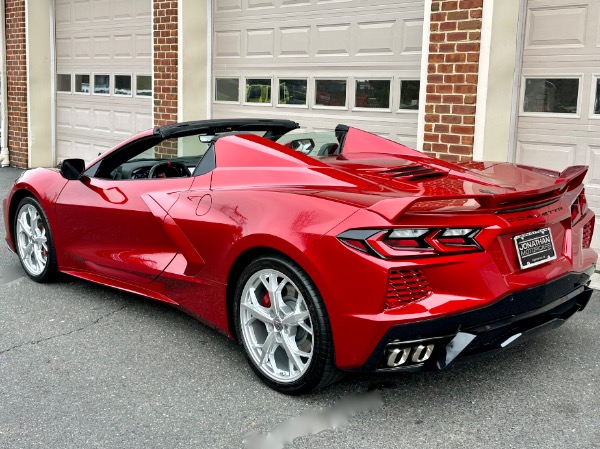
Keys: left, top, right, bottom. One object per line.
{"left": 516, "top": 0, "right": 600, "bottom": 245}
{"left": 211, "top": 0, "right": 425, "bottom": 148}
{"left": 55, "top": 0, "right": 153, "bottom": 163}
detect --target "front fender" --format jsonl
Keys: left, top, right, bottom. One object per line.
{"left": 3, "top": 168, "right": 69, "bottom": 259}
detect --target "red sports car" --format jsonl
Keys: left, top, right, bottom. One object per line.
{"left": 3, "top": 119, "right": 596, "bottom": 394}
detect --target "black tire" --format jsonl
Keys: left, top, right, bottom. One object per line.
{"left": 13, "top": 196, "right": 59, "bottom": 283}
{"left": 234, "top": 254, "right": 341, "bottom": 394}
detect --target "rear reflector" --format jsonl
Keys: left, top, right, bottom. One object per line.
{"left": 583, "top": 217, "right": 594, "bottom": 249}
{"left": 386, "top": 268, "right": 432, "bottom": 310}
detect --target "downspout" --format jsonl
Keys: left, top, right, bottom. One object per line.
{"left": 0, "top": 0, "right": 9, "bottom": 167}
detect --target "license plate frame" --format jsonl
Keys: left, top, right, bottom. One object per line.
{"left": 514, "top": 228, "right": 557, "bottom": 270}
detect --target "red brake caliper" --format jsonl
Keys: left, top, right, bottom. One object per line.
{"left": 262, "top": 293, "right": 271, "bottom": 308}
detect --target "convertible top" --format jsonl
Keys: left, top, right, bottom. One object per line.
{"left": 156, "top": 118, "right": 300, "bottom": 139}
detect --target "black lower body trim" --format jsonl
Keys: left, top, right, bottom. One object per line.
{"left": 358, "top": 266, "right": 595, "bottom": 372}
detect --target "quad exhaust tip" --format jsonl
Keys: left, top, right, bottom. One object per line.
{"left": 386, "top": 344, "right": 435, "bottom": 368}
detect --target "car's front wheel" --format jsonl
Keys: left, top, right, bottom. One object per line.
{"left": 14, "top": 196, "right": 58, "bottom": 282}
{"left": 234, "top": 255, "right": 339, "bottom": 394}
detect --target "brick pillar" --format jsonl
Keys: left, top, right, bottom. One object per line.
{"left": 153, "top": 0, "right": 178, "bottom": 133}
{"left": 5, "top": 0, "right": 28, "bottom": 168}
{"left": 423, "top": 0, "right": 483, "bottom": 162}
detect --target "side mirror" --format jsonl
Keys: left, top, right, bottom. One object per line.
{"left": 287, "top": 138, "right": 315, "bottom": 154}
{"left": 59, "top": 158, "right": 86, "bottom": 180}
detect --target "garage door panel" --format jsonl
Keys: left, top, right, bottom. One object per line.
{"left": 215, "top": 12, "right": 423, "bottom": 64}
{"left": 280, "top": 26, "right": 310, "bottom": 57}
{"left": 516, "top": 140, "right": 576, "bottom": 171}
{"left": 135, "top": 113, "right": 152, "bottom": 133}
{"left": 248, "top": 0, "right": 276, "bottom": 8}
{"left": 401, "top": 18, "right": 424, "bottom": 54}
{"left": 315, "top": 24, "right": 351, "bottom": 56}
{"left": 93, "top": 0, "right": 110, "bottom": 20}
{"left": 73, "top": 1, "right": 91, "bottom": 22}
{"left": 56, "top": 0, "right": 151, "bottom": 163}
{"left": 93, "top": 110, "right": 112, "bottom": 132}
{"left": 135, "top": 33, "right": 152, "bottom": 57}
{"left": 57, "top": 107, "right": 73, "bottom": 128}
{"left": 133, "top": 0, "right": 151, "bottom": 17}
{"left": 212, "top": 0, "right": 424, "bottom": 144}
{"left": 526, "top": 5, "right": 588, "bottom": 48}
{"left": 93, "top": 37, "right": 111, "bottom": 58}
{"left": 74, "top": 37, "right": 92, "bottom": 58}
{"left": 246, "top": 29, "right": 275, "bottom": 57}
{"left": 57, "top": 140, "right": 73, "bottom": 160}
{"left": 114, "top": 35, "right": 134, "bottom": 58}
{"left": 113, "top": 0, "right": 134, "bottom": 19}
{"left": 56, "top": 3, "right": 72, "bottom": 23}
{"left": 216, "top": 0, "right": 242, "bottom": 12}
{"left": 517, "top": 0, "right": 600, "bottom": 250}
{"left": 215, "top": 31, "right": 242, "bottom": 58}
{"left": 216, "top": 0, "right": 418, "bottom": 18}
{"left": 74, "top": 141, "right": 93, "bottom": 158}
{"left": 356, "top": 21, "right": 395, "bottom": 56}
{"left": 585, "top": 145, "right": 600, "bottom": 185}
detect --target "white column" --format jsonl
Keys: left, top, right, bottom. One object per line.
{"left": 178, "top": 0, "right": 210, "bottom": 122}
{"left": 0, "top": 0, "right": 9, "bottom": 167}
{"left": 473, "top": 0, "right": 523, "bottom": 162}
{"left": 416, "top": 0, "right": 433, "bottom": 152}
{"left": 25, "top": 0, "right": 55, "bottom": 167}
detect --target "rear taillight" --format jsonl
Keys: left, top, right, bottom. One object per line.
{"left": 338, "top": 228, "right": 481, "bottom": 259}
{"left": 571, "top": 189, "right": 588, "bottom": 224}
{"left": 583, "top": 216, "right": 594, "bottom": 249}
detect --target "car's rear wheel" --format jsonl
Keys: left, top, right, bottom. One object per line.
{"left": 234, "top": 255, "right": 339, "bottom": 394}
{"left": 14, "top": 197, "right": 58, "bottom": 282}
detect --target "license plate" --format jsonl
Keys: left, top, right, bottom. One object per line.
{"left": 514, "top": 228, "right": 557, "bottom": 269}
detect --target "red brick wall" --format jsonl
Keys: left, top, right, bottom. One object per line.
{"left": 423, "top": 0, "right": 483, "bottom": 162}
{"left": 5, "top": 0, "right": 28, "bottom": 168}
{"left": 153, "top": 0, "right": 178, "bottom": 124}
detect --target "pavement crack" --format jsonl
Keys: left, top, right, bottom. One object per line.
{"left": 0, "top": 305, "right": 128, "bottom": 356}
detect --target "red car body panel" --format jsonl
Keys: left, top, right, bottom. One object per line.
{"left": 3, "top": 123, "right": 596, "bottom": 371}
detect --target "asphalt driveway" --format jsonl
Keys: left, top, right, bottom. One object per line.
{"left": 0, "top": 167, "right": 598, "bottom": 449}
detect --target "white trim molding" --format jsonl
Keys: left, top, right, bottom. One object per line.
{"left": 0, "top": 0, "right": 9, "bottom": 167}
{"left": 416, "top": 0, "right": 432, "bottom": 152}
{"left": 473, "top": 0, "right": 494, "bottom": 161}
{"left": 472, "top": 0, "right": 522, "bottom": 162}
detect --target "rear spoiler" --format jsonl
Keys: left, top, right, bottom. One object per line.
{"left": 368, "top": 165, "right": 588, "bottom": 222}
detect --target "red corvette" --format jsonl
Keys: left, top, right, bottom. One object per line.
{"left": 2, "top": 119, "right": 596, "bottom": 394}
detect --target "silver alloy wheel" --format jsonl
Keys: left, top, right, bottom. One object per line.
{"left": 239, "top": 268, "right": 314, "bottom": 383}
{"left": 16, "top": 204, "right": 49, "bottom": 277}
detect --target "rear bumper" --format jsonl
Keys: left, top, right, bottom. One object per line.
{"left": 355, "top": 266, "right": 595, "bottom": 372}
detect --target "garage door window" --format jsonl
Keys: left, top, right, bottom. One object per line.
{"left": 355, "top": 79, "right": 391, "bottom": 110}
{"left": 136, "top": 75, "right": 152, "bottom": 97}
{"left": 399, "top": 80, "right": 420, "bottom": 110}
{"left": 315, "top": 80, "right": 347, "bottom": 108}
{"left": 245, "top": 78, "right": 272, "bottom": 104}
{"left": 215, "top": 78, "right": 239, "bottom": 102}
{"left": 74, "top": 74, "right": 90, "bottom": 94}
{"left": 278, "top": 79, "right": 307, "bottom": 107}
{"left": 523, "top": 78, "right": 579, "bottom": 115}
{"left": 57, "top": 74, "right": 71, "bottom": 93}
{"left": 115, "top": 75, "right": 132, "bottom": 96}
{"left": 93, "top": 74, "right": 110, "bottom": 95}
